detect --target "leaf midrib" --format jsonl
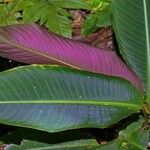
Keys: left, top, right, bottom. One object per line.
{"left": 0, "top": 100, "right": 141, "bottom": 110}
{"left": 143, "top": 0, "right": 150, "bottom": 100}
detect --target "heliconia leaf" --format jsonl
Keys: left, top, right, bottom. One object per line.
{"left": 113, "top": 0, "right": 150, "bottom": 100}
{"left": 0, "top": 24, "right": 143, "bottom": 91}
{"left": 5, "top": 139, "right": 119, "bottom": 150}
{"left": 5, "top": 140, "right": 99, "bottom": 150}
{"left": 0, "top": 65, "right": 143, "bottom": 132}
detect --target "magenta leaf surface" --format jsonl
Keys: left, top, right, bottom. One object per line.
{"left": 0, "top": 24, "right": 143, "bottom": 91}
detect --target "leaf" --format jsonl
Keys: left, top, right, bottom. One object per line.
{"left": 49, "top": 0, "right": 90, "bottom": 9}
{"left": 0, "top": 127, "right": 119, "bottom": 150}
{"left": 0, "top": 65, "right": 143, "bottom": 132}
{"left": 97, "top": 142, "right": 119, "bottom": 150}
{"left": 113, "top": 0, "right": 150, "bottom": 100}
{"left": 21, "top": 0, "right": 71, "bottom": 37}
{"left": 82, "top": 4, "right": 112, "bottom": 35}
{"left": 5, "top": 139, "right": 101, "bottom": 150}
{"left": 81, "top": 13, "right": 98, "bottom": 35}
{"left": 21, "top": 0, "right": 89, "bottom": 37}
{"left": 118, "top": 117, "right": 149, "bottom": 150}
{"left": 96, "top": 5, "right": 112, "bottom": 28}
{"left": 86, "top": 0, "right": 111, "bottom": 10}
{"left": 3, "top": 131, "right": 120, "bottom": 150}
{"left": 0, "top": 0, "right": 32, "bottom": 26}
{"left": 0, "top": 128, "right": 94, "bottom": 144}
{"left": 0, "top": 0, "right": 89, "bottom": 37}
{"left": 0, "top": 23, "right": 143, "bottom": 91}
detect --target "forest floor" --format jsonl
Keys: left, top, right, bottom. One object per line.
{"left": 71, "top": 10, "right": 115, "bottom": 51}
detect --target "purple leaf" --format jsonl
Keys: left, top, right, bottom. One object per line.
{"left": 0, "top": 23, "right": 143, "bottom": 91}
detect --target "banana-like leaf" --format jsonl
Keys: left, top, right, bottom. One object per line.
{"left": 113, "top": 0, "right": 150, "bottom": 99}
{"left": 0, "top": 65, "right": 142, "bottom": 132}
{"left": 0, "top": 24, "right": 143, "bottom": 91}
{"left": 5, "top": 139, "right": 119, "bottom": 150}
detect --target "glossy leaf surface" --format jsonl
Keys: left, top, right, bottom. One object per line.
{"left": 0, "top": 65, "right": 142, "bottom": 132}
{"left": 0, "top": 24, "right": 143, "bottom": 91}
{"left": 113, "top": 0, "right": 150, "bottom": 99}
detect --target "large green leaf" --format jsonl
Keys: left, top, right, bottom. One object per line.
{"left": 0, "top": 65, "right": 142, "bottom": 132}
{"left": 113, "top": 0, "right": 150, "bottom": 100}
{"left": 5, "top": 139, "right": 119, "bottom": 150}
{"left": 5, "top": 139, "right": 99, "bottom": 150}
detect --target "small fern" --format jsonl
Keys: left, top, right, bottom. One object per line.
{"left": 0, "top": 0, "right": 90, "bottom": 37}
{"left": 0, "top": 0, "right": 32, "bottom": 26}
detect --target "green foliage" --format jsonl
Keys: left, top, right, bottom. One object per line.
{"left": 0, "top": 0, "right": 32, "bottom": 26}
{"left": 0, "top": 0, "right": 89, "bottom": 37}
{"left": 0, "top": 0, "right": 149, "bottom": 149}
{"left": 3, "top": 117, "right": 148, "bottom": 150}
{"left": 0, "top": 65, "right": 142, "bottom": 132}
{"left": 21, "top": 0, "right": 89, "bottom": 37}
{"left": 118, "top": 118, "right": 149, "bottom": 150}
{"left": 5, "top": 139, "right": 102, "bottom": 150}
{"left": 82, "top": 0, "right": 112, "bottom": 35}
{"left": 0, "top": 129, "right": 100, "bottom": 150}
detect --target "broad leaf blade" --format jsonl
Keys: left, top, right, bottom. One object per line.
{"left": 113, "top": 0, "right": 150, "bottom": 99}
{"left": 0, "top": 24, "right": 143, "bottom": 91}
{"left": 6, "top": 139, "right": 101, "bottom": 150}
{"left": 0, "top": 65, "right": 142, "bottom": 132}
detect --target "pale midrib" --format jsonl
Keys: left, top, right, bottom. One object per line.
{"left": 0, "top": 35, "right": 80, "bottom": 70}
{"left": 143, "top": 0, "right": 150, "bottom": 100}
{"left": 0, "top": 100, "right": 141, "bottom": 110}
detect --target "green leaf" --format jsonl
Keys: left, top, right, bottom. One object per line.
{"left": 0, "top": 128, "right": 95, "bottom": 145}
{"left": 96, "top": 5, "right": 112, "bottom": 28}
{"left": 118, "top": 118, "right": 149, "bottom": 150}
{"left": 0, "top": 65, "right": 142, "bottom": 132}
{"left": 0, "top": 0, "right": 32, "bottom": 26}
{"left": 82, "top": 4, "right": 112, "bottom": 35}
{"left": 96, "top": 142, "right": 119, "bottom": 150}
{"left": 49, "top": 0, "right": 90, "bottom": 9}
{"left": 21, "top": 0, "right": 89, "bottom": 37}
{"left": 0, "top": 0, "right": 89, "bottom": 37}
{"left": 5, "top": 139, "right": 101, "bottom": 150}
{"left": 0, "top": 127, "right": 119, "bottom": 150}
{"left": 86, "top": 0, "right": 111, "bottom": 10}
{"left": 81, "top": 13, "right": 98, "bottom": 35}
{"left": 21, "top": 0, "right": 71, "bottom": 37}
{"left": 113, "top": 0, "right": 150, "bottom": 100}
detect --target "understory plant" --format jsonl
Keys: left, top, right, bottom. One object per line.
{"left": 82, "top": 0, "right": 112, "bottom": 35}
{"left": 0, "top": 0, "right": 89, "bottom": 37}
{"left": 0, "top": 0, "right": 149, "bottom": 149}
